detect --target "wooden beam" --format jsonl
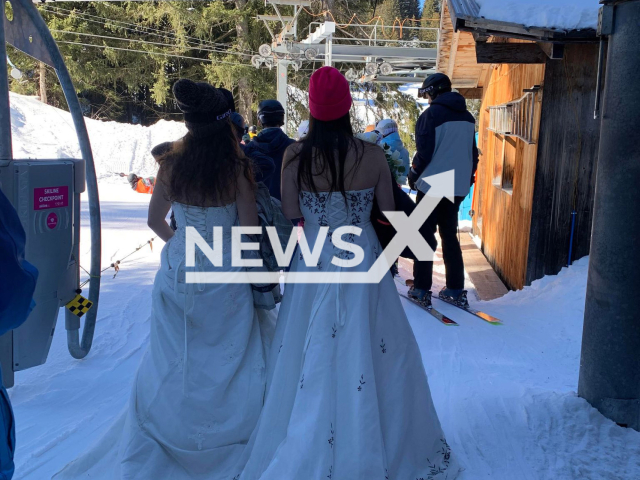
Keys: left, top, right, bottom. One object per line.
{"left": 452, "top": 79, "right": 481, "bottom": 88}
{"left": 457, "top": 87, "right": 484, "bottom": 99}
{"left": 537, "top": 42, "right": 565, "bottom": 60}
{"left": 475, "top": 42, "right": 547, "bottom": 64}
{"left": 447, "top": 31, "right": 460, "bottom": 78}
{"left": 478, "top": 63, "right": 492, "bottom": 89}
{"left": 473, "top": 32, "right": 490, "bottom": 43}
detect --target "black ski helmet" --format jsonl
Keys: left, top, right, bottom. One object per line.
{"left": 258, "top": 99, "right": 285, "bottom": 127}
{"left": 418, "top": 73, "right": 452, "bottom": 100}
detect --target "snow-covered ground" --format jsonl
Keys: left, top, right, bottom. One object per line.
{"left": 476, "top": 0, "right": 600, "bottom": 31}
{"left": 7, "top": 94, "right": 640, "bottom": 479}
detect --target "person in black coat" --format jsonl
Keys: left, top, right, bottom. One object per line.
{"left": 230, "top": 112, "right": 275, "bottom": 185}
{"left": 243, "top": 100, "right": 295, "bottom": 200}
{"left": 407, "top": 73, "right": 479, "bottom": 309}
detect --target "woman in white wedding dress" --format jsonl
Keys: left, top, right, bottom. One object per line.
{"left": 55, "top": 80, "right": 269, "bottom": 480}
{"left": 234, "top": 67, "right": 459, "bottom": 480}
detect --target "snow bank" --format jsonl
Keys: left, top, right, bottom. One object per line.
{"left": 476, "top": 0, "right": 600, "bottom": 31}
{"left": 406, "top": 256, "right": 640, "bottom": 479}
{"left": 9, "top": 93, "right": 187, "bottom": 182}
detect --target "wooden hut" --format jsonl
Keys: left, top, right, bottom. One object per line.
{"left": 438, "top": 0, "right": 602, "bottom": 290}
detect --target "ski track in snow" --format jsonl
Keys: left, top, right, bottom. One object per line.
{"left": 7, "top": 93, "right": 640, "bottom": 480}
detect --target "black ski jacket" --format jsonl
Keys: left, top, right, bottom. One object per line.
{"left": 240, "top": 144, "right": 275, "bottom": 186}
{"left": 244, "top": 128, "right": 295, "bottom": 200}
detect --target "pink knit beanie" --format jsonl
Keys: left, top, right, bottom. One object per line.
{"left": 308, "top": 67, "right": 352, "bottom": 121}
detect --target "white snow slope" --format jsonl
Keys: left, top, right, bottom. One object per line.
{"left": 7, "top": 94, "right": 640, "bottom": 480}
{"left": 10, "top": 92, "right": 186, "bottom": 182}
{"left": 476, "top": 0, "right": 600, "bottom": 31}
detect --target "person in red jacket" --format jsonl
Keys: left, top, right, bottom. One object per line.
{"left": 125, "top": 173, "right": 156, "bottom": 194}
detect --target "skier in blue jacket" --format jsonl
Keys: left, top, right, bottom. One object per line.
{"left": 375, "top": 118, "right": 411, "bottom": 183}
{"left": 0, "top": 186, "right": 38, "bottom": 480}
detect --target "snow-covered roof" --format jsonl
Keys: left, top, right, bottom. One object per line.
{"left": 477, "top": 0, "right": 600, "bottom": 30}
{"left": 447, "top": 0, "right": 599, "bottom": 39}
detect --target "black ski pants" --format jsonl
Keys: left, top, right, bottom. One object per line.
{"left": 412, "top": 191, "right": 466, "bottom": 291}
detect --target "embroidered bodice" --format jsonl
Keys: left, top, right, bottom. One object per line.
{"left": 299, "top": 188, "right": 375, "bottom": 230}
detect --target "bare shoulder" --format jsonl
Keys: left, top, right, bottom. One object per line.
{"left": 360, "top": 141, "right": 387, "bottom": 169}
{"left": 284, "top": 141, "right": 303, "bottom": 158}
{"left": 283, "top": 142, "right": 302, "bottom": 171}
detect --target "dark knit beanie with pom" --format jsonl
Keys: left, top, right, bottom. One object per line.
{"left": 151, "top": 141, "right": 174, "bottom": 161}
{"left": 172, "top": 79, "right": 232, "bottom": 139}
{"left": 220, "top": 88, "right": 236, "bottom": 113}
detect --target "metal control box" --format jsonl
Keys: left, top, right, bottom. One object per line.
{"left": 0, "top": 159, "right": 85, "bottom": 387}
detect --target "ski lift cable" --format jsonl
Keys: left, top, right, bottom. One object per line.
{"left": 56, "top": 40, "right": 257, "bottom": 67}
{"left": 39, "top": 5, "right": 244, "bottom": 50}
{"left": 39, "top": 5, "right": 257, "bottom": 54}
{"left": 78, "top": 237, "right": 158, "bottom": 288}
{"left": 55, "top": 40, "right": 317, "bottom": 71}
{"left": 50, "top": 29, "right": 255, "bottom": 58}
{"left": 41, "top": 6, "right": 255, "bottom": 55}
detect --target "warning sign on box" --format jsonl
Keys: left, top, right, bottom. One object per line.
{"left": 34, "top": 186, "right": 69, "bottom": 211}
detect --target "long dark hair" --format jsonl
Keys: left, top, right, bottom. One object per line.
{"left": 157, "top": 120, "right": 254, "bottom": 205}
{"left": 288, "top": 113, "right": 363, "bottom": 197}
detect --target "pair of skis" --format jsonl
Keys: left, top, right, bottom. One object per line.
{"left": 395, "top": 278, "right": 502, "bottom": 326}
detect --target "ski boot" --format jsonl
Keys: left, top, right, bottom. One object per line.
{"left": 438, "top": 287, "right": 469, "bottom": 309}
{"left": 408, "top": 286, "right": 432, "bottom": 309}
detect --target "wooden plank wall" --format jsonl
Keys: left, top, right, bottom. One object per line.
{"left": 525, "top": 44, "right": 601, "bottom": 284}
{"left": 452, "top": 33, "right": 485, "bottom": 88}
{"left": 474, "top": 63, "right": 545, "bottom": 290}
{"left": 437, "top": 2, "right": 484, "bottom": 89}
{"left": 437, "top": 1, "right": 454, "bottom": 74}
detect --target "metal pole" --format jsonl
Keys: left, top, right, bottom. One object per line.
{"left": 0, "top": 12, "right": 13, "bottom": 159}
{"left": 567, "top": 210, "right": 577, "bottom": 267}
{"left": 325, "top": 34, "right": 333, "bottom": 67}
{"left": 277, "top": 59, "right": 288, "bottom": 134}
{"left": 594, "top": 38, "right": 606, "bottom": 119}
{"left": 6, "top": 0, "right": 101, "bottom": 359}
{"left": 578, "top": 0, "right": 640, "bottom": 431}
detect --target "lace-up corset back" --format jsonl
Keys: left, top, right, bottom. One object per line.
{"left": 167, "top": 202, "right": 238, "bottom": 272}
{"left": 299, "top": 188, "right": 375, "bottom": 229}
{"left": 171, "top": 202, "right": 237, "bottom": 241}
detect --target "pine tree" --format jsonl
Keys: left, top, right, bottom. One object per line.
{"left": 377, "top": 0, "right": 402, "bottom": 39}
{"left": 420, "top": 0, "right": 442, "bottom": 44}
{"left": 5, "top": 0, "right": 426, "bottom": 137}
{"left": 398, "top": 0, "right": 420, "bottom": 21}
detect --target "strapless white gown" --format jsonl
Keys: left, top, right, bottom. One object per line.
{"left": 234, "top": 189, "right": 460, "bottom": 480}
{"left": 54, "top": 202, "right": 271, "bottom": 480}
